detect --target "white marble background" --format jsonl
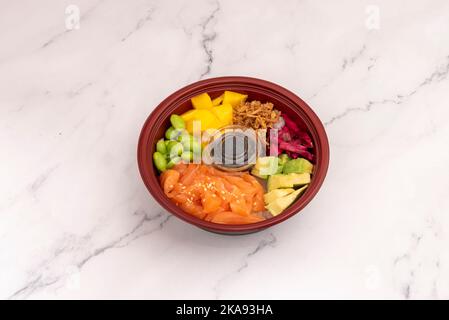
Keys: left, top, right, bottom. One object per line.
{"left": 1, "top": 0, "right": 449, "bottom": 300}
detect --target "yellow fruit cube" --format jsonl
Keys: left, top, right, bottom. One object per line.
{"left": 222, "top": 91, "right": 247, "bottom": 107}
{"left": 212, "top": 103, "right": 233, "bottom": 126}
{"left": 191, "top": 92, "right": 213, "bottom": 109}
{"left": 212, "top": 94, "right": 224, "bottom": 106}
{"left": 185, "top": 109, "right": 221, "bottom": 133}
{"left": 181, "top": 109, "right": 197, "bottom": 122}
{"left": 201, "top": 128, "right": 220, "bottom": 146}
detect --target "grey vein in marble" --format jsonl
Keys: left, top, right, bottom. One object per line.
{"left": 40, "top": 0, "right": 105, "bottom": 49}
{"left": 325, "top": 55, "right": 449, "bottom": 126}
{"left": 107, "top": 210, "right": 172, "bottom": 249}
{"left": 121, "top": 8, "right": 155, "bottom": 42}
{"left": 393, "top": 233, "right": 422, "bottom": 299}
{"left": 310, "top": 44, "right": 368, "bottom": 99}
{"left": 0, "top": 164, "right": 59, "bottom": 215}
{"left": 78, "top": 210, "right": 171, "bottom": 268}
{"left": 286, "top": 41, "right": 300, "bottom": 55}
{"left": 342, "top": 45, "right": 367, "bottom": 71}
{"left": 236, "top": 233, "right": 277, "bottom": 273}
{"left": 41, "top": 30, "right": 71, "bottom": 49}
{"left": 8, "top": 209, "right": 171, "bottom": 299}
{"left": 213, "top": 233, "right": 277, "bottom": 298}
{"left": 9, "top": 276, "right": 59, "bottom": 300}
{"left": 393, "top": 228, "right": 441, "bottom": 299}
{"left": 199, "top": 0, "right": 220, "bottom": 78}
{"left": 30, "top": 165, "right": 59, "bottom": 193}
{"left": 418, "top": 55, "right": 449, "bottom": 87}
{"left": 367, "top": 56, "right": 378, "bottom": 71}
{"left": 67, "top": 82, "right": 93, "bottom": 98}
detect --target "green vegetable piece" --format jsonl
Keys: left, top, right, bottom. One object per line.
{"left": 282, "top": 158, "right": 314, "bottom": 174}
{"left": 153, "top": 152, "right": 167, "bottom": 172}
{"left": 170, "top": 114, "right": 185, "bottom": 129}
{"left": 251, "top": 167, "right": 268, "bottom": 180}
{"left": 176, "top": 133, "right": 201, "bottom": 153}
{"left": 265, "top": 185, "right": 308, "bottom": 216}
{"left": 267, "top": 173, "right": 310, "bottom": 191}
{"left": 191, "top": 139, "right": 202, "bottom": 154}
{"left": 263, "top": 188, "right": 295, "bottom": 205}
{"left": 177, "top": 133, "right": 189, "bottom": 143}
{"left": 167, "top": 141, "right": 183, "bottom": 158}
{"left": 167, "top": 156, "right": 182, "bottom": 169}
{"left": 166, "top": 126, "right": 188, "bottom": 140}
{"left": 156, "top": 139, "right": 167, "bottom": 154}
{"left": 254, "top": 156, "right": 278, "bottom": 176}
{"left": 165, "top": 126, "right": 175, "bottom": 140}
{"left": 276, "top": 165, "right": 284, "bottom": 174}
{"left": 166, "top": 140, "right": 178, "bottom": 151}
{"left": 278, "top": 153, "right": 290, "bottom": 166}
{"left": 178, "top": 133, "right": 191, "bottom": 148}
{"left": 181, "top": 151, "right": 193, "bottom": 162}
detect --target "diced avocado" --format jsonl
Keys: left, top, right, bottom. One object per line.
{"left": 252, "top": 161, "right": 283, "bottom": 179}
{"left": 278, "top": 154, "right": 290, "bottom": 166}
{"left": 254, "top": 156, "right": 278, "bottom": 176}
{"left": 254, "top": 156, "right": 278, "bottom": 170}
{"left": 282, "top": 158, "right": 314, "bottom": 174}
{"left": 267, "top": 173, "right": 310, "bottom": 191}
{"left": 266, "top": 185, "right": 308, "bottom": 216}
{"left": 263, "top": 188, "right": 295, "bottom": 205}
{"left": 251, "top": 167, "right": 268, "bottom": 179}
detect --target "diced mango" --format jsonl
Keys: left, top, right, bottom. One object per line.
{"left": 212, "top": 103, "right": 233, "bottom": 126}
{"left": 185, "top": 109, "right": 221, "bottom": 133}
{"left": 191, "top": 93, "right": 213, "bottom": 109}
{"left": 222, "top": 91, "right": 247, "bottom": 107}
{"left": 212, "top": 94, "right": 224, "bottom": 106}
{"left": 202, "top": 128, "right": 220, "bottom": 147}
{"left": 181, "top": 109, "right": 197, "bottom": 122}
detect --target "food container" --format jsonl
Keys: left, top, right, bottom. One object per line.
{"left": 137, "top": 76, "right": 329, "bottom": 234}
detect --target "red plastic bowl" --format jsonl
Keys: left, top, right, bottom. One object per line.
{"left": 137, "top": 76, "right": 329, "bottom": 234}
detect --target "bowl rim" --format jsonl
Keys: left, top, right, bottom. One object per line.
{"left": 137, "top": 76, "right": 329, "bottom": 233}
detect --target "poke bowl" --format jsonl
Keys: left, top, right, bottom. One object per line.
{"left": 137, "top": 76, "right": 329, "bottom": 234}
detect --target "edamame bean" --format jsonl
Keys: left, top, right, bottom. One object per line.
{"left": 166, "top": 126, "right": 188, "bottom": 140}
{"left": 153, "top": 152, "right": 167, "bottom": 172}
{"left": 177, "top": 131, "right": 190, "bottom": 141}
{"left": 156, "top": 139, "right": 167, "bottom": 154}
{"left": 170, "top": 114, "right": 185, "bottom": 129}
{"left": 191, "top": 140, "right": 201, "bottom": 154}
{"left": 167, "top": 141, "right": 183, "bottom": 157}
{"left": 175, "top": 128, "right": 188, "bottom": 138}
{"left": 178, "top": 134, "right": 193, "bottom": 150}
{"left": 178, "top": 134, "right": 200, "bottom": 153}
{"left": 181, "top": 151, "right": 193, "bottom": 162}
{"left": 166, "top": 140, "right": 178, "bottom": 152}
{"left": 165, "top": 126, "right": 175, "bottom": 140}
{"left": 167, "top": 156, "right": 182, "bottom": 169}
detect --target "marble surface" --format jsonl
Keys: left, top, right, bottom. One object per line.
{"left": 1, "top": 0, "right": 449, "bottom": 300}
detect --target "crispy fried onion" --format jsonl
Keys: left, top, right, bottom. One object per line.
{"left": 233, "top": 100, "right": 280, "bottom": 129}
